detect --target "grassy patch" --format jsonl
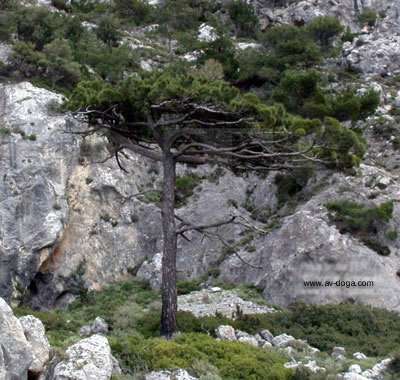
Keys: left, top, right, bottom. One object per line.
{"left": 14, "top": 280, "right": 400, "bottom": 377}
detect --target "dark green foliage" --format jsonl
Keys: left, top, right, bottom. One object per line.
{"left": 262, "top": 24, "right": 322, "bottom": 70}
{"left": 330, "top": 89, "right": 380, "bottom": 121}
{"left": 236, "top": 48, "right": 276, "bottom": 85}
{"left": 0, "top": 10, "right": 15, "bottom": 40}
{"left": 14, "top": 7, "right": 64, "bottom": 49}
{"left": 176, "top": 303, "right": 400, "bottom": 357}
{"left": 228, "top": 0, "right": 259, "bottom": 38}
{"left": 358, "top": 8, "right": 378, "bottom": 27}
{"left": 273, "top": 70, "right": 379, "bottom": 121}
{"left": 326, "top": 200, "right": 394, "bottom": 255}
{"left": 113, "top": 0, "right": 153, "bottom": 25}
{"left": 176, "top": 280, "right": 202, "bottom": 295}
{"left": 275, "top": 168, "right": 312, "bottom": 208}
{"left": 0, "top": 0, "right": 16, "bottom": 10}
{"left": 306, "top": 16, "right": 343, "bottom": 50}
{"left": 175, "top": 174, "right": 202, "bottom": 205}
{"left": 96, "top": 14, "right": 121, "bottom": 47}
{"left": 236, "top": 303, "right": 400, "bottom": 357}
{"left": 272, "top": 70, "right": 322, "bottom": 116}
{"left": 12, "top": 39, "right": 81, "bottom": 89}
{"left": 156, "top": 0, "right": 204, "bottom": 35}
{"left": 14, "top": 279, "right": 400, "bottom": 375}
{"left": 326, "top": 200, "right": 394, "bottom": 233}
{"left": 68, "top": 68, "right": 366, "bottom": 170}
{"left": 200, "top": 34, "right": 239, "bottom": 80}
{"left": 388, "top": 352, "right": 400, "bottom": 375}
{"left": 342, "top": 26, "right": 357, "bottom": 43}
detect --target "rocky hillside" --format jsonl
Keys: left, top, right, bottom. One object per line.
{"left": 0, "top": 0, "right": 400, "bottom": 377}
{"left": 0, "top": 0, "right": 400, "bottom": 313}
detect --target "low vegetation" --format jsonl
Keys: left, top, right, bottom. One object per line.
{"left": 14, "top": 279, "right": 400, "bottom": 379}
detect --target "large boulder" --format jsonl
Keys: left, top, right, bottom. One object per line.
{"left": 52, "top": 335, "right": 114, "bottom": 380}
{"left": 0, "top": 297, "right": 32, "bottom": 379}
{"left": 19, "top": 315, "right": 51, "bottom": 375}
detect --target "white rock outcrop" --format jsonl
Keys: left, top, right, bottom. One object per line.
{"left": 0, "top": 298, "right": 32, "bottom": 379}
{"left": 52, "top": 335, "right": 114, "bottom": 380}
{"left": 215, "top": 325, "right": 236, "bottom": 341}
{"left": 19, "top": 315, "right": 51, "bottom": 374}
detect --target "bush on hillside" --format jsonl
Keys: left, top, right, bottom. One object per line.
{"left": 15, "top": 7, "right": 64, "bottom": 49}
{"left": 306, "top": 16, "right": 343, "bottom": 50}
{"left": 113, "top": 0, "right": 153, "bottom": 25}
{"left": 262, "top": 24, "right": 322, "bottom": 70}
{"left": 96, "top": 14, "right": 121, "bottom": 47}
{"left": 358, "top": 8, "right": 378, "bottom": 27}
{"left": 326, "top": 200, "right": 393, "bottom": 255}
{"left": 326, "top": 200, "right": 393, "bottom": 233}
{"left": 110, "top": 332, "right": 293, "bottom": 379}
{"left": 228, "top": 0, "right": 259, "bottom": 38}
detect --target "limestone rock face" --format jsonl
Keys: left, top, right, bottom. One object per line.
{"left": 0, "top": 297, "right": 32, "bottom": 379}
{"left": 19, "top": 315, "right": 51, "bottom": 374}
{"left": 219, "top": 166, "right": 400, "bottom": 312}
{"left": 52, "top": 335, "right": 114, "bottom": 380}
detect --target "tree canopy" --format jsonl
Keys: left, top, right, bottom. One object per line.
{"left": 68, "top": 68, "right": 366, "bottom": 170}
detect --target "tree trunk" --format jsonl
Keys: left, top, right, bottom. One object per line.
{"left": 160, "top": 149, "right": 178, "bottom": 338}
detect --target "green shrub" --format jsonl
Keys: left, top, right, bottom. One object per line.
{"left": 176, "top": 174, "right": 202, "bottom": 205}
{"left": 233, "top": 303, "right": 400, "bottom": 357}
{"left": 200, "top": 34, "right": 239, "bottom": 80}
{"left": 306, "top": 16, "right": 343, "bottom": 50}
{"left": 0, "top": 10, "right": 15, "bottom": 40}
{"left": 15, "top": 7, "right": 64, "bottom": 49}
{"left": 111, "top": 333, "right": 292, "bottom": 379}
{"left": 262, "top": 24, "right": 322, "bottom": 70}
{"left": 358, "top": 8, "right": 378, "bottom": 27}
{"left": 272, "top": 70, "right": 322, "bottom": 115}
{"left": 326, "top": 200, "right": 393, "bottom": 255}
{"left": 326, "top": 200, "right": 394, "bottom": 233}
{"left": 96, "top": 14, "right": 121, "bottom": 47}
{"left": 114, "top": 0, "right": 153, "bottom": 25}
{"left": 342, "top": 26, "right": 357, "bottom": 43}
{"left": 177, "top": 280, "right": 202, "bottom": 295}
{"left": 359, "top": 89, "right": 380, "bottom": 119}
{"left": 228, "top": 0, "right": 258, "bottom": 38}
